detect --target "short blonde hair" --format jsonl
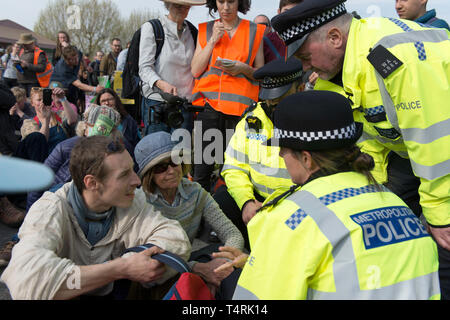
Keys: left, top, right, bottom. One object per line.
{"left": 30, "top": 87, "right": 43, "bottom": 99}
{"left": 10, "top": 87, "right": 26, "bottom": 101}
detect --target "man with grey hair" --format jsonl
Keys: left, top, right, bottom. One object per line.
{"left": 254, "top": 14, "right": 286, "bottom": 63}
{"left": 272, "top": 0, "right": 450, "bottom": 299}
{"left": 395, "top": 0, "right": 449, "bottom": 30}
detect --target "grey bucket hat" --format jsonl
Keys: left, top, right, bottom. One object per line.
{"left": 134, "top": 131, "right": 189, "bottom": 178}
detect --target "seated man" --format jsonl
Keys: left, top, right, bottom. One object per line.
{"left": 1, "top": 135, "right": 191, "bottom": 300}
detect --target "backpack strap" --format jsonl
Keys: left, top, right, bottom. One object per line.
{"left": 123, "top": 243, "right": 191, "bottom": 274}
{"left": 149, "top": 19, "right": 165, "bottom": 61}
{"left": 185, "top": 20, "right": 198, "bottom": 45}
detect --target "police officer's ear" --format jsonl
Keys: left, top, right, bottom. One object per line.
{"left": 326, "top": 27, "right": 346, "bottom": 50}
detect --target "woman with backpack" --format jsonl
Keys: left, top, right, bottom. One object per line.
{"left": 138, "top": 0, "right": 205, "bottom": 136}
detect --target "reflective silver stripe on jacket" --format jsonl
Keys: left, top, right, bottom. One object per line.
{"left": 37, "top": 66, "right": 53, "bottom": 78}
{"left": 250, "top": 176, "right": 275, "bottom": 195}
{"left": 286, "top": 190, "right": 440, "bottom": 300}
{"left": 225, "top": 145, "right": 291, "bottom": 179}
{"left": 233, "top": 284, "right": 260, "bottom": 300}
{"left": 371, "top": 29, "right": 450, "bottom": 180}
{"left": 246, "top": 22, "right": 258, "bottom": 64}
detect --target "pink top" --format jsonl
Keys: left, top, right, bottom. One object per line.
{"left": 51, "top": 101, "right": 78, "bottom": 114}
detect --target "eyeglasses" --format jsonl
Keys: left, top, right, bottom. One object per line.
{"left": 152, "top": 160, "right": 179, "bottom": 174}
{"left": 100, "top": 97, "right": 115, "bottom": 104}
{"left": 257, "top": 22, "right": 270, "bottom": 27}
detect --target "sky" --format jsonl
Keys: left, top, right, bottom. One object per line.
{"left": 1, "top": 0, "right": 449, "bottom": 32}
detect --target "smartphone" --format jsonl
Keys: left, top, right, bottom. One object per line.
{"left": 215, "top": 57, "right": 236, "bottom": 68}
{"left": 43, "top": 89, "right": 52, "bottom": 106}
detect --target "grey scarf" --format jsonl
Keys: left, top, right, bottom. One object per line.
{"left": 67, "top": 183, "right": 115, "bottom": 246}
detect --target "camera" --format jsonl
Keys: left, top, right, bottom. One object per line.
{"left": 151, "top": 90, "right": 204, "bottom": 129}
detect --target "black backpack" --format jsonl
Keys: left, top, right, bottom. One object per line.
{"left": 122, "top": 19, "right": 198, "bottom": 99}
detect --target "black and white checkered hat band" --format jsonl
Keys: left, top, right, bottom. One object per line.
{"left": 274, "top": 122, "right": 356, "bottom": 142}
{"left": 280, "top": 3, "right": 347, "bottom": 43}
{"left": 261, "top": 71, "right": 303, "bottom": 89}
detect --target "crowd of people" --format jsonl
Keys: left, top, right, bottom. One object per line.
{"left": 0, "top": 0, "right": 449, "bottom": 301}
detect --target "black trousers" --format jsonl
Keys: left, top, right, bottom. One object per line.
{"left": 193, "top": 107, "right": 240, "bottom": 193}
{"left": 385, "top": 152, "right": 449, "bottom": 300}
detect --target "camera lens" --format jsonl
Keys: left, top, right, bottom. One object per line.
{"left": 167, "top": 111, "right": 184, "bottom": 128}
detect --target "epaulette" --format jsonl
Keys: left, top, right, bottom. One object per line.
{"left": 240, "top": 102, "right": 259, "bottom": 120}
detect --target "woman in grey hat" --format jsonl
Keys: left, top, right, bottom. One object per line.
{"left": 134, "top": 131, "right": 244, "bottom": 297}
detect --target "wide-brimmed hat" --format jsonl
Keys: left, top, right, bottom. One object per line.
{"left": 16, "top": 33, "right": 35, "bottom": 45}
{"left": 134, "top": 132, "right": 189, "bottom": 178}
{"left": 160, "top": 0, "right": 206, "bottom": 6}
{"left": 264, "top": 90, "right": 363, "bottom": 151}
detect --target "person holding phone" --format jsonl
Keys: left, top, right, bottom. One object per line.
{"left": 16, "top": 86, "right": 79, "bottom": 163}
{"left": 191, "top": 0, "right": 266, "bottom": 193}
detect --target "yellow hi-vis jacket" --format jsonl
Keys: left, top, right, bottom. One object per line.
{"left": 233, "top": 172, "right": 440, "bottom": 300}
{"left": 339, "top": 17, "right": 449, "bottom": 227}
{"left": 222, "top": 102, "right": 293, "bottom": 209}
{"left": 314, "top": 78, "right": 390, "bottom": 184}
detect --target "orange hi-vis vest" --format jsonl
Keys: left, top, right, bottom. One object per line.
{"left": 20, "top": 47, "right": 53, "bottom": 88}
{"left": 34, "top": 47, "right": 53, "bottom": 88}
{"left": 192, "top": 19, "right": 265, "bottom": 117}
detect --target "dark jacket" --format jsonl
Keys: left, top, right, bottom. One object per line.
{"left": 99, "top": 52, "right": 118, "bottom": 77}
{"left": 88, "top": 60, "right": 101, "bottom": 86}
{"left": 16, "top": 47, "right": 47, "bottom": 84}
{"left": 0, "top": 81, "right": 19, "bottom": 155}
{"left": 120, "top": 114, "right": 140, "bottom": 151}
{"left": 416, "top": 9, "right": 450, "bottom": 31}
{"left": 11, "top": 102, "right": 36, "bottom": 130}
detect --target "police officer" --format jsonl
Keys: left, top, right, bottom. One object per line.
{"left": 271, "top": 0, "right": 450, "bottom": 299}
{"left": 214, "top": 91, "right": 440, "bottom": 300}
{"left": 214, "top": 57, "right": 304, "bottom": 249}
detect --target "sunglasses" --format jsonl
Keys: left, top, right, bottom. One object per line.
{"left": 153, "top": 160, "right": 179, "bottom": 174}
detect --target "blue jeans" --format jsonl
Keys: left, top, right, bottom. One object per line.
{"left": 141, "top": 97, "right": 194, "bottom": 136}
